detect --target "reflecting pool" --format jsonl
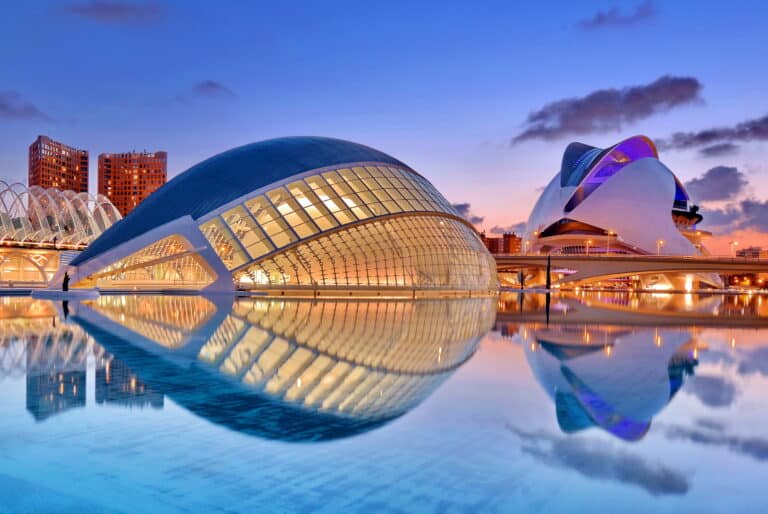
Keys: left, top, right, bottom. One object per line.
{"left": 0, "top": 292, "right": 766, "bottom": 513}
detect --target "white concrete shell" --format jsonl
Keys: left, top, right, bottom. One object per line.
{"left": 524, "top": 136, "right": 701, "bottom": 257}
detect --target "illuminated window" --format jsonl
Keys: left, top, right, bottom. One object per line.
{"left": 245, "top": 196, "right": 298, "bottom": 248}
{"left": 200, "top": 218, "right": 249, "bottom": 269}
{"left": 222, "top": 205, "right": 275, "bottom": 259}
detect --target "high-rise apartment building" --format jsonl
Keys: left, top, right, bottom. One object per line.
{"left": 98, "top": 151, "right": 167, "bottom": 217}
{"left": 28, "top": 136, "right": 89, "bottom": 192}
{"left": 479, "top": 231, "right": 522, "bottom": 254}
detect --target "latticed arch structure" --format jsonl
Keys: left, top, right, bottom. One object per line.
{"left": 67, "top": 137, "right": 496, "bottom": 293}
{"left": 0, "top": 181, "right": 121, "bottom": 248}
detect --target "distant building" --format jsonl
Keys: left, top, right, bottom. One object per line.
{"left": 28, "top": 135, "right": 89, "bottom": 192}
{"left": 502, "top": 232, "right": 522, "bottom": 254}
{"left": 480, "top": 231, "right": 521, "bottom": 254}
{"left": 98, "top": 151, "right": 167, "bottom": 217}
{"left": 736, "top": 246, "right": 763, "bottom": 259}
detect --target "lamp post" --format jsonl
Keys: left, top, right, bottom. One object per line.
{"left": 607, "top": 230, "right": 615, "bottom": 256}
{"left": 730, "top": 240, "right": 739, "bottom": 257}
{"left": 586, "top": 239, "right": 593, "bottom": 256}
{"left": 656, "top": 239, "right": 665, "bottom": 256}
{"left": 524, "top": 240, "right": 530, "bottom": 256}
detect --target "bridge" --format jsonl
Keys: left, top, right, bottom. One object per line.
{"left": 494, "top": 254, "right": 768, "bottom": 286}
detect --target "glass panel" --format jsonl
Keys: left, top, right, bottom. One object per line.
{"left": 267, "top": 187, "right": 319, "bottom": 239}
{"left": 84, "top": 234, "right": 216, "bottom": 289}
{"left": 307, "top": 175, "right": 358, "bottom": 225}
{"left": 285, "top": 181, "right": 340, "bottom": 232}
{"left": 222, "top": 205, "right": 275, "bottom": 260}
{"left": 200, "top": 217, "right": 249, "bottom": 269}
{"left": 245, "top": 196, "right": 298, "bottom": 248}
{"left": 322, "top": 171, "right": 373, "bottom": 220}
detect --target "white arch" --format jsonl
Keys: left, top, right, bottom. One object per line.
{"left": 0, "top": 182, "right": 122, "bottom": 247}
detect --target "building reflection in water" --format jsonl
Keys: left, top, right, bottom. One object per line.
{"left": 0, "top": 298, "right": 90, "bottom": 421}
{"left": 519, "top": 324, "right": 699, "bottom": 441}
{"left": 95, "top": 355, "right": 163, "bottom": 409}
{"left": 0, "top": 297, "right": 165, "bottom": 420}
{"left": 68, "top": 294, "right": 495, "bottom": 441}
{"left": 495, "top": 289, "right": 768, "bottom": 441}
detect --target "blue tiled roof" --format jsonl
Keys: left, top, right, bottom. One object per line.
{"left": 74, "top": 137, "right": 411, "bottom": 265}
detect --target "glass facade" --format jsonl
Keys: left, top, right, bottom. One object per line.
{"left": 198, "top": 165, "right": 494, "bottom": 291}
{"left": 237, "top": 215, "right": 494, "bottom": 289}
{"left": 85, "top": 235, "right": 216, "bottom": 290}
{"left": 78, "top": 163, "right": 495, "bottom": 293}
{"left": 0, "top": 249, "right": 59, "bottom": 286}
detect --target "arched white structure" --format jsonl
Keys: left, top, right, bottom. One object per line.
{"left": 0, "top": 181, "right": 122, "bottom": 248}
{"left": 524, "top": 136, "right": 706, "bottom": 257}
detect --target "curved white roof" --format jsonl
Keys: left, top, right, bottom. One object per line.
{"left": 524, "top": 135, "right": 699, "bottom": 256}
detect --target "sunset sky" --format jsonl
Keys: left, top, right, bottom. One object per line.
{"left": 1, "top": 1, "right": 766, "bottom": 253}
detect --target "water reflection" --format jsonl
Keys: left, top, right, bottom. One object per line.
{"left": 519, "top": 324, "right": 698, "bottom": 441}
{"left": 0, "top": 294, "right": 495, "bottom": 441}
{"left": 498, "top": 290, "right": 768, "bottom": 326}
{"left": 498, "top": 291, "right": 768, "bottom": 442}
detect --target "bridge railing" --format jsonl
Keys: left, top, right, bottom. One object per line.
{"left": 492, "top": 253, "right": 768, "bottom": 262}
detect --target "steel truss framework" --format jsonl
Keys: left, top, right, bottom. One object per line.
{"left": 0, "top": 181, "right": 122, "bottom": 248}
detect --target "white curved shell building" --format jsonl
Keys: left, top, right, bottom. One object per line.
{"left": 524, "top": 136, "right": 706, "bottom": 258}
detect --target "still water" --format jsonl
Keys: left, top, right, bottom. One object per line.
{"left": 0, "top": 292, "right": 766, "bottom": 513}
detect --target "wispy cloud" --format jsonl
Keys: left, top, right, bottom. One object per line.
{"left": 174, "top": 80, "right": 236, "bottom": 104}
{"left": 578, "top": 1, "right": 656, "bottom": 30}
{"left": 685, "top": 375, "right": 738, "bottom": 408}
{"left": 506, "top": 424, "right": 690, "bottom": 496}
{"left": 699, "top": 143, "right": 740, "bottom": 158}
{"left": 684, "top": 166, "right": 748, "bottom": 202}
{"left": 452, "top": 202, "right": 484, "bottom": 225}
{"left": 63, "top": 1, "right": 165, "bottom": 24}
{"left": 192, "top": 80, "right": 236, "bottom": 98}
{"left": 512, "top": 76, "right": 702, "bottom": 143}
{"left": 657, "top": 113, "right": 768, "bottom": 151}
{"left": 662, "top": 423, "right": 768, "bottom": 462}
{"left": 489, "top": 222, "right": 526, "bottom": 235}
{"left": 702, "top": 199, "right": 768, "bottom": 233}
{"left": 0, "top": 91, "right": 53, "bottom": 122}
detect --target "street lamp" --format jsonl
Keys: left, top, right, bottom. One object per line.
{"left": 607, "top": 230, "right": 615, "bottom": 256}
{"left": 524, "top": 240, "right": 530, "bottom": 255}
{"left": 730, "top": 240, "right": 739, "bottom": 256}
{"left": 656, "top": 239, "right": 665, "bottom": 256}
{"left": 586, "top": 239, "right": 593, "bottom": 256}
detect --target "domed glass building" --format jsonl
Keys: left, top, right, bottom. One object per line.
{"left": 66, "top": 137, "right": 496, "bottom": 293}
